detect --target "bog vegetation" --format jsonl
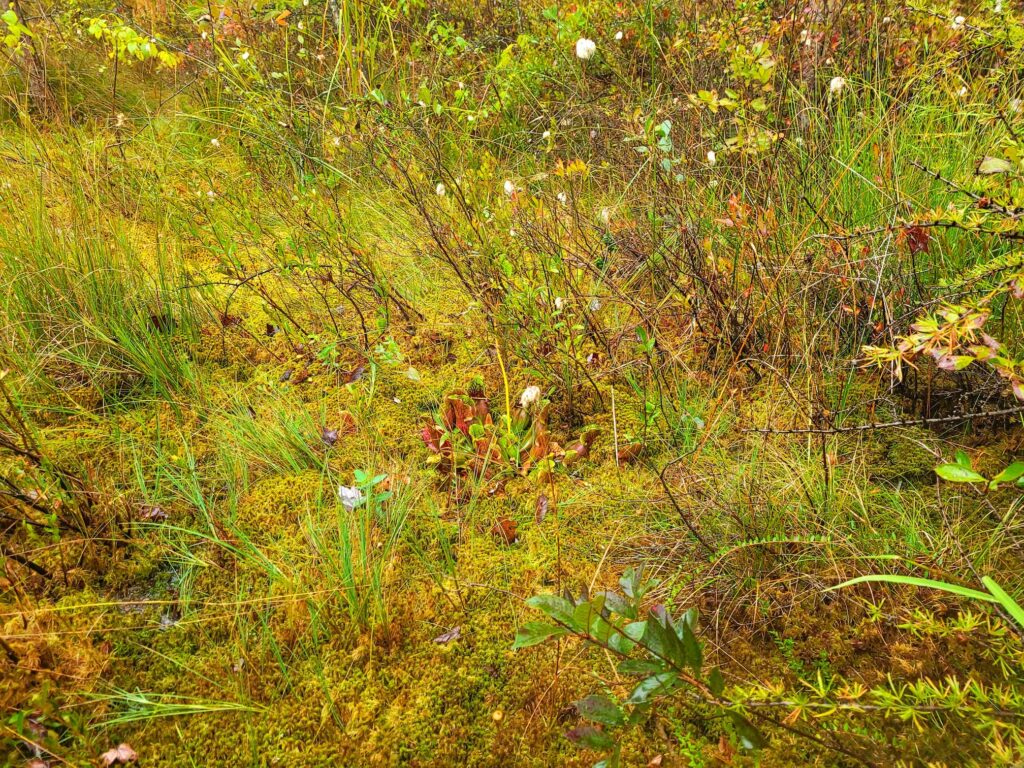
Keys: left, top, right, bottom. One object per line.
{"left": 3, "top": 0, "right": 1024, "bottom": 764}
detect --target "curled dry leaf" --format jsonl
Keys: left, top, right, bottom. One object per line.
{"left": 100, "top": 743, "right": 138, "bottom": 766}
{"left": 343, "top": 363, "right": 366, "bottom": 383}
{"left": 433, "top": 625, "right": 461, "bottom": 644}
{"left": 321, "top": 426, "right": 340, "bottom": 447}
{"left": 535, "top": 493, "right": 549, "bottom": 523}
{"left": 491, "top": 516, "right": 519, "bottom": 545}
{"left": 139, "top": 504, "right": 167, "bottom": 521}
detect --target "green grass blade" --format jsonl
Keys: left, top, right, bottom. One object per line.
{"left": 982, "top": 577, "right": 1024, "bottom": 630}
{"left": 828, "top": 575, "right": 997, "bottom": 603}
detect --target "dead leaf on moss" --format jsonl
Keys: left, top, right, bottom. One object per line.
{"left": 433, "top": 625, "right": 461, "bottom": 643}
{"left": 100, "top": 743, "right": 137, "bottom": 766}
{"left": 491, "top": 517, "right": 519, "bottom": 545}
{"left": 536, "top": 494, "right": 549, "bottom": 523}
{"left": 321, "top": 426, "right": 339, "bottom": 447}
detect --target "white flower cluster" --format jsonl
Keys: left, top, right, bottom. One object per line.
{"left": 575, "top": 38, "right": 596, "bottom": 60}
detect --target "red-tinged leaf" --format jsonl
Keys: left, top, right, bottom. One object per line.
{"left": 339, "top": 410, "right": 357, "bottom": 435}
{"left": 218, "top": 312, "right": 242, "bottom": 327}
{"left": 575, "top": 694, "right": 625, "bottom": 727}
{"left": 531, "top": 429, "right": 551, "bottom": 461}
{"left": 904, "top": 225, "right": 930, "bottom": 255}
{"left": 100, "top": 744, "right": 138, "bottom": 766}
{"left": 148, "top": 312, "right": 176, "bottom": 333}
{"left": 444, "top": 395, "right": 474, "bottom": 434}
{"left": 473, "top": 395, "right": 490, "bottom": 422}
{"left": 580, "top": 428, "right": 600, "bottom": 451}
{"left": 491, "top": 516, "right": 519, "bottom": 545}
{"left": 565, "top": 725, "right": 615, "bottom": 750}
{"left": 421, "top": 422, "right": 442, "bottom": 452}
{"left": 617, "top": 441, "right": 644, "bottom": 463}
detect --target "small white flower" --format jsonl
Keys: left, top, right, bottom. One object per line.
{"left": 435, "top": 182, "right": 447, "bottom": 197}
{"left": 882, "top": 15, "right": 892, "bottom": 23}
{"left": 554, "top": 296, "right": 566, "bottom": 310}
{"left": 600, "top": 207, "right": 612, "bottom": 224}
{"left": 575, "top": 37, "right": 597, "bottom": 60}
{"left": 509, "top": 228, "right": 517, "bottom": 238}
{"left": 210, "top": 138, "right": 220, "bottom": 147}
{"left": 589, "top": 298, "right": 602, "bottom": 312}
{"left": 542, "top": 130, "right": 551, "bottom": 139}
{"left": 959, "top": 85, "right": 969, "bottom": 98}
{"left": 520, "top": 385, "right": 542, "bottom": 409}
{"left": 503, "top": 179, "right": 516, "bottom": 196}
{"left": 338, "top": 484, "right": 365, "bottom": 511}
{"left": 952, "top": 14, "right": 966, "bottom": 28}
{"left": 241, "top": 51, "right": 250, "bottom": 60}
{"left": 995, "top": 0, "right": 1002, "bottom": 12}
{"left": 614, "top": 30, "right": 623, "bottom": 41}
{"left": 829, "top": 76, "right": 846, "bottom": 94}
{"left": 556, "top": 192, "right": 567, "bottom": 203}
{"left": 206, "top": 190, "right": 216, "bottom": 199}
{"left": 706, "top": 150, "right": 717, "bottom": 166}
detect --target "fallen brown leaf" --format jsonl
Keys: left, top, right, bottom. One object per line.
{"left": 491, "top": 517, "right": 519, "bottom": 545}
{"left": 100, "top": 743, "right": 137, "bottom": 766}
{"left": 535, "top": 494, "right": 549, "bottom": 523}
